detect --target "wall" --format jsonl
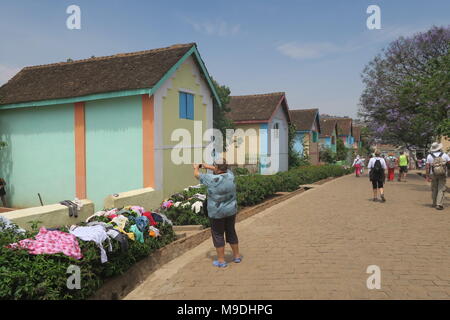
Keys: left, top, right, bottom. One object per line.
{"left": 226, "top": 123, "right": 260, "bottom": 167}
{"left": 104, "top": 188, "right": 163, "bottom": 212}
{"left": 2, "top": 199, "right": 94, "bottom": 231}
{"left": 85, "top": 96, "right": 143, "bottom": 210}
{"left": 268, "top": 105, "right": 289, "bottom": 172}
{"left": 0, "top": 104, "right": 76, "bottom": 208}
{"left": 155, "top": 56, "right": 213, "bottom": 199}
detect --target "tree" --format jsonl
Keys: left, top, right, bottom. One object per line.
{"left": 211, "top": 78, "right": 234, "bottom": 151}
{"left": 288, "top": 124, "right": 303, "bottom": 168}
{"left": 359, "top": 25, "right": 450, "bottom": 150}
{"left": 336, "top": 139, "right": 348, "bottom": 161}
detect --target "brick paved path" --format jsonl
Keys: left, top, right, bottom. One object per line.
{"left": 125, "top": 172, "right": 450, "bottom": 299}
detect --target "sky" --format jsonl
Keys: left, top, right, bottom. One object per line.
{"left": 0, "top": 0, "right": 449, "bottom": 118}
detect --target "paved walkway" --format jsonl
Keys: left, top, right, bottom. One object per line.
{"left": 125, "top": 172, "right": 450, "bottom": 300}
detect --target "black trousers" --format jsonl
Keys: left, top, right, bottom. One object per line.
{"left": 210, "top": 214, "right": 238, "bottom": 248}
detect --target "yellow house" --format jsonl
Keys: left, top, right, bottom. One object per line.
{"left": 225, "top": 92, "right": 291, "bottom": 174}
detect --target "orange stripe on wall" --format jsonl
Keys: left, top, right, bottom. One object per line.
{"left": 142, "top": 94, "right": 154, "bottom": 188}
{"left": 74, "top": 102, "right": 86, "bottom": 199}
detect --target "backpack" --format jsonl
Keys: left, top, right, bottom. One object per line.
{"left": 371, "top": 159, "right": 383, "bottom": 180}
{"left": 431, "top": 152, "right": 447, "bottom": 176}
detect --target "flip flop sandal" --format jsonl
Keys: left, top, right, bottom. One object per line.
{"left": 213, "top": 260, "right": 228, "bottom": 268}
{"left": 233, "top": 257, "right": 243, "bottom": 263}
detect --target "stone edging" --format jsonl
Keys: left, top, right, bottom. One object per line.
{"left": 92, "top": 174, "right": 348, "bottom": 300}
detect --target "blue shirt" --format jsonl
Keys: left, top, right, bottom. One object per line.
{"left": 199, "top": 170, "right": 237, "bottom": 219}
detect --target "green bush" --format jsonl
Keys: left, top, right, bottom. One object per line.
{"left": 233, "top": 167, "right": 250, "bottom": 176}
{"left": 0, "top": 220, "right": 176, "bottom": 300}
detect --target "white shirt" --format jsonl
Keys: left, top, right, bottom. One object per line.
{"left": 367, "top": 157, "right": 387, "bottom": 170}
{"left": 426, "top": 152, "right": 450, "bottom": 176}
{"left": 426, "top": 152, "right": 450, "bottom": 164}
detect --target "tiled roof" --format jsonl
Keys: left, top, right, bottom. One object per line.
{"left": 0, "top": 43, "right": 195, "bottom": 105}
{"left": 332, "top": 118, "right": 353, "bottom": 136}
{"left": 226, "top": 92, "right": 288, "bottom": 122}
{"left": 289, "top": 108, "right": 319, "bottom": 131}
{"left": 319, "top": 118, "right": 338, "bottom": 137}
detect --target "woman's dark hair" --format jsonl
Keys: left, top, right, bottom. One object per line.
{"left": 216, "top": 160, "right": 228, "bottom": 173}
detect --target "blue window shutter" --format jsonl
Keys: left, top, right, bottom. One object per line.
{"left": 187, "top": 93, "right": 194, "bottom": 120}
{"left": 179, "top": 92, "right": 187, "bottom": 119}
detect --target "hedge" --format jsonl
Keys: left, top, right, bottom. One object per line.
{"left": 0, "top": 220, "right": 176, "bottom": 300}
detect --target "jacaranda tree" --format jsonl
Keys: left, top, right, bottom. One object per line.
{"left": 359, "top": 25, "right": 450, "bottom": 151}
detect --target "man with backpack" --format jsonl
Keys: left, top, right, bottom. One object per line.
{"left": 426, "top": 142, "right": 450, "bottom": 210}
{"left": 368, "top": 151, "right": 388, "bottom": 202}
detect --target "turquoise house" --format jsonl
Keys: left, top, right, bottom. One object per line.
{"left": 290, "top": 109, "right": 321, "bottom": 165}
{"left": 319, "top": 118, "right": 338, "bottom": 153}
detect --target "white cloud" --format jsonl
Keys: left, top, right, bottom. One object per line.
{"left": 0, "top": 64, "right": 21, "bottom": 85}
{"left": 276, "top": 41, "right": 358, "bottom": 60}
{"left": 186, "top": 19, "right": 240, "bottom": 37}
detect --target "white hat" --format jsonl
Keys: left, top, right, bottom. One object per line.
{"left": 430, "top": 142, "right": 443, "bottom": 152}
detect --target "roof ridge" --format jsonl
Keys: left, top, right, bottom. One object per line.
{"left": 230, "top": 92, "right": 285, "bottom": 98}
{"left": 22, "top": 43, "right": 196, "bottom": 71}
{"left": 290, "top": 108, "right": 318, "bottom": 112}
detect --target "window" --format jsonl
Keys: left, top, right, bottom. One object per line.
{"left": 179, "top": 92, "right": 194, "bottom": 120}
{"left": 273, "top": 123, "right": 279, "bottom": 138}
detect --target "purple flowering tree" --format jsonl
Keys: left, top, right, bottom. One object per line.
{"left": 359, "top": 25, "right": 450, "bottom": 151}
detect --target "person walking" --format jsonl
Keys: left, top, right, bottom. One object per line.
{"left": 352, "top": 155, "right": 363, "bottom": 177}
{"left": 0, "top": 178, "right": 7, "bottom": 207}
{"left": 397, "top": 151, "right": 409, "bottom": 182}
{"left": 425, "top": 142, "right": 449, "bottom": 211}
{"left": 386, "top": 153, "right": 397, "bottom": 182}
{"left": 193, "top": 160, "right": 241, "bottom": 268}
{"left": 368, "top": 151, "right": 387, "bottom": 202}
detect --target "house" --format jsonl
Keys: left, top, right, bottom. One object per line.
{"left": 289, "top": 109, "right": 321, "bottom": 165}
{"left": 352, "top": 126, "right": 362, "bottom": 151}
{"left": 334, "top": 118, "right": 354, "bottom": 148}
{"left": 319, "top": 118, "right": 338, "bottom": 154}
{"left": 226, "top": 92, "right": 290, "bottom": 174}
{"left": 0, "top": 43, "right": 219, "bottom": 210}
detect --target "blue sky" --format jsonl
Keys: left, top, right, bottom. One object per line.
{"left": 0, "top": 0, "right": 449, "bottom": 117}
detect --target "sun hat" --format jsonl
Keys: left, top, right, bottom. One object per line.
{"left": 430, "top": 142, "right": 443, "bottom": 152}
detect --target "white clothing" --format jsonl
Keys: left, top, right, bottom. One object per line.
{"left": 367, "top": 157, "right": 387, "bottom": 170}
{"left": 426, "top": 151, "right": 450, "bottom": 176}
{"left": 70, "top": 225, "right": 112, "bottom": 263}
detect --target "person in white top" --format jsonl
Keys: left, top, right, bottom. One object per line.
{"left": 425, "top": 142, "right": 450, "bottom": 210}
{"left": 352, "top": 155, "right": 363, "bottom": 177}
{"left": 367, "top": 150, "right": 388, "bottom": 202}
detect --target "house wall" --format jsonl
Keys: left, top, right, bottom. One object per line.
{"left": 226, "top": 123, "right": 260, "bottom": 166}
{"left": 156, "top": 56, "right": 213, "bottom": 198}
{"left": 0, "top": 104, "right": 76, "bottom": 208}
{"left": 267, "top": 105, "right": 289, "bottom": 173}
{"left": 85, "top": 95, "right": 143, "bottom": 210}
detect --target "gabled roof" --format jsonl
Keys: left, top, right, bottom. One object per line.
{"left": 331, "top": 118, "right": 353, "bottom": 136}
{"left": 226, "top": 92, "right": 290, "bottom": 123}
{"left": 0, "top": 43, "right": 220, "bottom": 108}
{"left": 319, "top": 118, "right": 338, "bottom": 137}
{"left": 290, "top": 108, "right": 320, "bottom": 132}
